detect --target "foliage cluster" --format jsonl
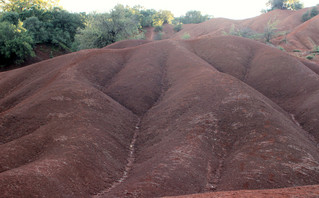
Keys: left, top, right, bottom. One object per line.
{"left": 265, "top": 0, "right": 303, "bottom": 11}
{"left": 174, "top": 10, "right": 211, "bottom": 24}
{"left": 302, "top": 7, "right": 319, "bottom": 22}
{"left": 225, "top": 18, "right": 284, "bottom": 44}
{"left": 73, "top": 5, "right": 174, "bottom": 50}
{"left": 226, "top": 25, "right": 260, "bottom": 39}
{"left": 0, "top": 0, "right": 85, "bottom": 68}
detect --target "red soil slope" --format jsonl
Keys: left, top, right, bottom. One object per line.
{"left": 166, "top": 185, "right": 319, "bottom": 198}
{"left": 172, "top": 6, "right": 319, "bottom": 61}
{"left": 1, "top": 35, "right": 319, "bottom": 197}
{"left": 286, "top": 14, "right": 319, "bottom": 50}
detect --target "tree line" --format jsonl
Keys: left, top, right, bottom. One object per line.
{"left": 0, "top": 0, "right": 212, "bottom": 68}
{"left": 0, "top": 0, "right": 311, "bottom": 69}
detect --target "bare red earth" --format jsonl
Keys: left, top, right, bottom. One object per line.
{"left": 165, "top": 185, "right": 319, "bottom": 198}
{"left": 1, "top": 8, "right": 319, "bottom": 198}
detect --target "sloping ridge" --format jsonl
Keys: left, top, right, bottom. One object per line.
{"left": 0, "top": 35, "right": 319, "bottom": 198}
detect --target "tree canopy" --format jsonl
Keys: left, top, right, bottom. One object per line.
{"left": 266, "top": 0, "right": 303, "bottom": 11}
{"left": 175, "top": 10, "right": 212, "bottom": 24}
{"left": 0, "top": 0, "right": 60, "bottom": 13}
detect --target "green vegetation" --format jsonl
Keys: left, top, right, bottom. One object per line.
{"left": 0, "top": 1, "right": 180, "bottom": 68}
{"left": 0, "top": 21, "right": 35, "bottom": 66}
{"left": 73, "top": 5, "right": 175, "bottom": 50}
{"left": 313, "top": 45, "right": 319, "bottom": 53}
{"left": 277, "top": 46, "right": 285, "bottom": 51}
{"left": 263, "top": 19, "right": 279, "bottom": 43}
{"left": 181, "top": 32, "right": 190, "bottom": 40}
{"left": 302, "top": 7, "right": 319, "bottom": 22}
{"left": 74, "top": 5, "right": 142, "bottom": 50}
{"left": 174, "top": 10, "right": 212, "bottom": 24}
{"left": 306, "top": 54, "right": 314, "bottom": 60}
{"left": 225, "top": 25, "right": 260, "bottom": 39}
{"left": 0, "top": 0, "right": 86, "bottom": 68}
{"left": 154, "top": 32, "right": 164, "bottom": 40}
{"left": 0, "top": 0, "right": 60, "bottom": 13}
{"left": 266, "top": 0, "right": 303, "bottom": 11}
{"left": 173, "top": 23, "right": 182, "bottom": 32}
{"left": 154, "top": 25, "right": 163, "bottom": 32}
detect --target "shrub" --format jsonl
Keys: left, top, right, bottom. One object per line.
{"left": 306, "top": 54, "right": 314, "bottom": 60}
{"left": 177, "top": 10, "right": 212, "bottom": 24}
{"left": 173, "top": 23, "right": 182, "bottom": 32}
{"left": 293, "top": 49, "right": 301, "bottom": 52}
{"left": 226, "top": 25, "right": 260, "bottom": 39}
{"left": 154, "top": 25, "right": 163, "bottom": 32}
{"left": 0, "top": 22, "right": 35, "bottom": 66}
{"left": 0, "top": 11, "right": 19, "bottom": 25}
{"left": 313, "top": 45, "right": 319, "bottom": 53}
{"left": 154, "top": 32, "right": 164, "bottom": 40}
{"left": 181, "top": 32, "right": 190, "bottom": 40}
{"left": 264, "top": 19, "right": 279, "bottom": 43}
{"left": 23, "top": 16, "right": 48, "bottom": 44}
{"left": 302, "top": 7, "right": 319, "bottom": 22}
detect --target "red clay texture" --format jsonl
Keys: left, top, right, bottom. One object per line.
{"left": 165, "top": 185, "right": 319, "bottom": 198}
{"left": 1, "top": 8, "right": 319, "bottom": 198}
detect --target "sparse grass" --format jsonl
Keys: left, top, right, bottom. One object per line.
{"left": 278, "top": 46, "right": 285, "bottom": 51}
{"left": 181, "top": 32, "right": 191, "bottom": 40}
{"left": 264, "top": 19, "right": 279, "bottom": 43}
{"left": 224, "top": 24, "right": 261, "bottom": 40}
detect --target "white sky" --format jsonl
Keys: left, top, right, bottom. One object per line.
{"left": 59, "top": 0, "right": 318, "bottom": 19}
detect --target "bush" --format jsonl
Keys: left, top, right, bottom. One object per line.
{"left": 293, "top": 49, "right": 301, "bottom": 52}
{"left": 154, "top": 32, "right": 164, "bottom": 40}
{"left": 302, "top": 7, "right": 319, "bottom": 22}
{"left": 0, "top": 22, "right": 35, "bottom": 66}
{"left": 23, "top": 16, "right": 48, "bottom": 43}
{"left": 173, "top": 23, "right": 182, "bottom": 32}
{"left": 74, "top": 6, "right": 141, "bottom": 50}
{"left": 181, "top": 32, "right": 190, "bottom": 39}
{"left": 264, "top": 19, "right": 279, "bottom": 43}
{"left": 278, "top": 46, "right": 285, "bottom": 51}
{"left": 313, "top": 45, "right": 319, "bottom": 53}
{"left": 0, "top": 11, "right": 19, "bottom": 25}
{"left": 306, "top": 54, "right": 314, "bottom": 60}
{"left": 154, "top": 25, "right": 163, "bottom": 32}
{"left": 177, "top": 10, "right": 212, "bottom": 24}
{"left": 226, "top": 25, "right": 260, "bottom": 39}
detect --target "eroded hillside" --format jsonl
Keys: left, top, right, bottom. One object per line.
{"left": 1, "top": 7, "right": 319, "bottom": 198}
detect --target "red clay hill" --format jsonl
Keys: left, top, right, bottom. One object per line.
{"left": 1, "top": 7, "right": 319, "bottom": 198}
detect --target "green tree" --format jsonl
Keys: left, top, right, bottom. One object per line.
{"left": 266, "top": 0, "right": 303, "bottom": 11}
{"left": 0, "top": 21, "right": 34, "bottom": 66}
{"left": 264, "top": 19, "right": 279, "bottom": 42}
{"left": 139, "top": 9, "right": 156, "bottom": 27}
{"left": 178, "top": 10, "right": 211, "bottom": 24}
{"left": 0, "top": 11, "right": 19, "bottom": 25}
{"left": 301, "top": 7, "right": 319, "bottom": 22}
{"left": 20, "top": 7, "right": 86, "bottom": 49}
{"left": 0, "top": 0, "right": 60, "bottom": 13}
{"left": 153, "top": 10, "right": 174, "bottom": 26}
{"left": 74, "top": 5, "right": 141, "bottom": 50}
{"left": 23, "top": 16, "right": 48, "bottom": 43}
